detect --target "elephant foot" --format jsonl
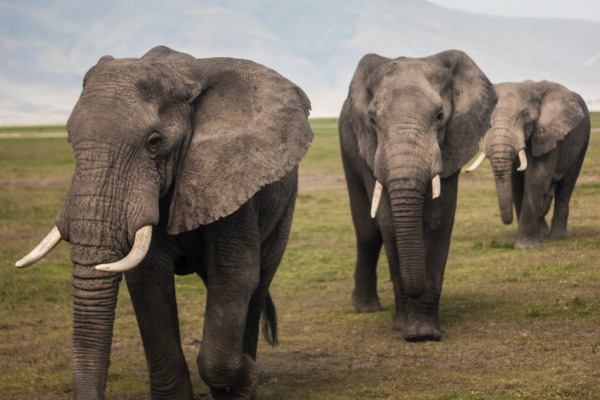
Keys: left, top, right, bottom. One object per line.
{"left": 401, "top": 312, "right": 441, "bottom": 342}
{"left": 515, "top": 229, "right": 544, "bottom": 249}
{"left": 549, "top": 228, "right": 569, "bottom": 238}
{"left": 202, "top": 354, "right": 257, "bottom": 400}
{"left": 391, "top": 310, "right": 441, "bottom": 341}
{"left": 392, "top": 312, "right": 404, "bottom": 331}
{"left": 514, "top": 237, "right": 542, "bottom": 249}
{"left": 352, "top": 288, "right": 381, "bottom": 313}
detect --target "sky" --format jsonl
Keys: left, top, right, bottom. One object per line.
{"left": 428, "top": 0, "right": 600, "bottom": 22}
{"left": 0, "top": 0, "right": 599, "bottom": 124}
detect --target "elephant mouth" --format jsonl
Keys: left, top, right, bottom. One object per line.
{"left": 16, "top": 225, "right": 153, "bottom": 273}
{"left": 370, "top": 175, "right": 441, "bottom": 219}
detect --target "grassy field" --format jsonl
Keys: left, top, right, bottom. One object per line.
{"left": 1, "top": 115, "right": 599, "bottom": 399}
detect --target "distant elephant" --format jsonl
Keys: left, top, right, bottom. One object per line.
{"left": 16, "top": 46, "right": 313, "bottom": 400}
{"left": 466, "top": 80, "right": 590, "bottom": 249}
{"left": 339, "top": 50, "right": 497, "bottom": 341}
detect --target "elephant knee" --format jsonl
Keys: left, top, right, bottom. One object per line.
{"left": 197, "top": 348, "right": 257, "bottom": 399}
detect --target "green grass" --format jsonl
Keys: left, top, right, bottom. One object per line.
{"left": 299, "top": 118, "right": 343, "bottom": 176}
{"left": 589, "top": 110, "right": 600, "bottom": 129}
{"left": 1, "top": 115, "right": 599, "bottom": 399}
{"left": 0, "top": 125, "right": 67, "bottom": 133}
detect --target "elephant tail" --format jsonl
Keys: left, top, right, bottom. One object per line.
{"left": 262, "top": 292, "right": 279, "bottom": 346}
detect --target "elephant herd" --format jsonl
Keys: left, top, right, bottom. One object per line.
{"left": 15, "top": 46, "right": 590, "bottom": 399}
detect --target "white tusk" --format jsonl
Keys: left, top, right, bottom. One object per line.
{"left": 465, "top": 152, "right": 486, "bottom": 173}
{"left": 432, "top": 175, "right": 441, "bottom": 199}
{"left": 16, "top": 226, "right": 63, "bottom": 268}
{"left": 95, "top": 225, "right": 152, "bottom": 273}
{"left": 517, "top": 149, "right": 527, "bottom": 172}
{"left": 370, "top": 180, "right": 383, "bottom": 218}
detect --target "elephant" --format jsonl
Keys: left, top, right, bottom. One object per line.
{"left": 15, "top": 46, "right": 313, "bottom": 400}
{"left": 339, "top": 50, "right": 497, "bottom": 341}
{"left": 466, "top": 80, "right": 590, "bottom": 249}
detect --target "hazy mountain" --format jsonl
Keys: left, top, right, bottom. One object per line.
{"left": 1, "top": 0, "right": 598, "bottom": 124}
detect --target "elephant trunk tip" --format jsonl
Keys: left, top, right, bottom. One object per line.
{"left": 501, "top": 213, "right": 513, "bottom": 225}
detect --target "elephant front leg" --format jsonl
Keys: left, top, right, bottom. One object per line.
{"left": 198, "top": 264, "right": 259, "bottom": 400}
{"left": 198, "top": 208, "right": 261, "bottom": 400}
{"left": 516, "top": 166, "right": 554, "bottom": 249}
{"left": 347, "top": 177, "right": 384, "bottom": 313}
{"left": 402, "top": 172, "right": 459, "bottom": 341}
{"left": 353, "top": 224, "right": 384, "bottom": 313}
{"left": 125, "top": 249, "right": 193, "bottom": 400}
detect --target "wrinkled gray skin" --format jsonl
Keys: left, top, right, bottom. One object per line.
{"left": 339, "top": 50, "right": 496, "bottom": 341}
{"left": 27, "top": 46, "right": 313, "bottom": 399}
{"left": 481, "top": 81, "right": 589, "bottom": 249}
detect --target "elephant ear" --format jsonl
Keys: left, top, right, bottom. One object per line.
{"left": 531, "top": 81, "right": 585, "bottom": 157}
{"left": 428, "top": 50, "right": 497, "bottom": 178}
{"left": 165, "top": 56, "right": 313, "bottom": 234}
{"left": 344, "top": 53, "right": 390, "bottom": 170}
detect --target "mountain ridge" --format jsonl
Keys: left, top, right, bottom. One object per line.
{"left": 1, "top": 0, "right": 598, "bottom": 124}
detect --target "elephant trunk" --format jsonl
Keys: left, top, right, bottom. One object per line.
{"left": 66, "top": 209, "right": 126, "bottom": 399}
{"left": 388, "top": 186, "right": 426, "bottom": 298}
{"left": 52, "top": 149, "right": 158, "bottom": 398}
{"left": 484, "top": 123, "right": 527, "bottom": 225}
{"left": 377, "top": 131, "right": 437, "bottom": 298}
{"left": 72, "top": 262, "right": 121, "bottom": 399}
{"left": 490, "top": 153, "right": 514, "bottom": 224}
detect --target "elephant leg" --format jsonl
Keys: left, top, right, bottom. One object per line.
{"left": 550, "top": 146, "right": 587, "bottom": 238}
{"left": 539, "top": 186, "right": 554, "bottom": 237}
{"left": 347, "top": 177, "right": 384, "bottom": 313}
{"left": 401, "top": 171, "right": 459, "bottom": 342}
{"left": 125, "top": 241, "right": 193, "bottom": 399}
{"left": 550, "top": 181, "right": 572, "bottom": 238}
{"left": 197, "top": 204, "right": 261, "bottom": 400}
{"left": 512, "top": 169, "right": 525, "bottom": 221}
{"left": 382, "top": 230, "right": 405, "bottom": 331}
{"left": 516, "top": 155, "right": 555, "bottom": 249}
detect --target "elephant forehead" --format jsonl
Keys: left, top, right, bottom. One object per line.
{"left": 495, "top": 82, "right": 536, "bottom": 105}
{"left": 67, "top": 94, "right": 160, "bottom": 148}
{"left": 375, "top": 58, "right": 451, "bottom": 85}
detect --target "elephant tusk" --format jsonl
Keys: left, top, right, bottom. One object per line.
{"left": 517, "top": 149, "right": 527, "bottom": 172}
{"left": 370, "top": 180, "right": 383, "bottom": 218}
{"left": 432, "top": 175, "right": 441, "bottom": 199}
{"left": 15, "top": 226, "right": 62, "bottom": 268}
{"left": 465, "top": 151, "right": 486, "bottom": 172}
{"left": 95, "top": 225, "right": 153, "bottom": 273}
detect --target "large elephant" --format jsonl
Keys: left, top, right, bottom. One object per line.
{"left": 339, "top": 50, "right": 497, "bottom": 341}
{"left": 466, "top": 80, "right": 590, "bottom": 249}
{"left": 16, "top": 46, "right": 313, "bottom": 400}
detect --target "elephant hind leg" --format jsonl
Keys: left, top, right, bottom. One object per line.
{"left": 244, "top": 182, "right": 297, "bottom": 358}
{"left": 550, "top": 156, "right": 587, "bottom": 239}
{"left": 550, "top": 178, "right": 574, "bottom": 238}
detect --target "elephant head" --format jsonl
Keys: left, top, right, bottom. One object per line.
{"left": 466, "top": 80, "right": 586, "bottom": 224}
{"left": 16, "top": 46, "right": 312, "bottom": 398}
{"left": 342, "top": 50, "right": 496, "bottom": 297}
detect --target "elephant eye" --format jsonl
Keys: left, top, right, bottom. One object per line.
{"left": 146, "top": 132, "right": 163, "bottom": 154}
{"left": 436, "top": 111, "right": 444, "bottom": 123}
